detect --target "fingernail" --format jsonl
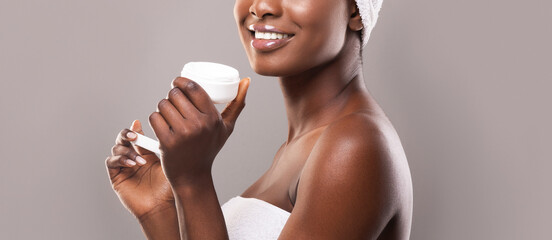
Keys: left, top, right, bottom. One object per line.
{"left": 136, "top": 156, "right": 147, "bottom": 165}
{"left": 126, "top": 160, "right": 136, "bottom": 166}
{"left": 127, "top": 132, "right": 137, "bottom": 139}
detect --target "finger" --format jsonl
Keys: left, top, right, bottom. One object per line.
{"left": 172, "top": 77, "right": 217, "bottom": 114}
{"left": 157, "top": 99, "right": 186, "bottom": 130}
{"left": 115, "top": 128, "right": 137, "bottom": 146}
{"left": 167, "top": 87, "right": 200, "bottom": 120}
{"left": 221, "top": 77, "right": 250, "bottom": 128}
{"left": 129, "top": 120, "right": 155, "bottom": 156}
{"left": 111, "top": 144, "right": 147, "bottom": 166}
{"left": 105, "top": 155, "right": 136, "bottom": 178}
{"left": 149, "top": 112, "right": 171, "bottom": 143}
{"left": 130, "top": 120, "right": 145, "bottom": 135}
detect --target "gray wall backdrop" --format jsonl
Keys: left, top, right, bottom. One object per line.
{"left": 1, "top": 0, "right": 550, "bottom": 239}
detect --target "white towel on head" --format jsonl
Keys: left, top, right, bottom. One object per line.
{"left": 355, "top": 0, "right": 383, "bottom": 47}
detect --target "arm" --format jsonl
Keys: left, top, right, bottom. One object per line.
{"left": 172, "top": 176, "right": 229, "bottom": 240}
{"left": 149, "top": 77, "right": 250, "bottom": 239}
{"left": 106, "top": 120, "right": 180, "bottom": 240}
{"left": 278, "top": 113, "right": 401, "bottom": 239}
{"left": 138, "top": 204, "right": 180, "bottom": 240}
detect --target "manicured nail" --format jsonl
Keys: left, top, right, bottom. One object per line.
{"left": 136, "top": 156, "right": 146, "bottom": 165}
{"left": 127, "top": 132, "right": 137, "bottom": 139}
{"left": 126, "top": 159, "right": 136, "bottom": 166}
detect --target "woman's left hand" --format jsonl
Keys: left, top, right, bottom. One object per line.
{"left": 149, "top": 77, "right": 250, "bottom": 188}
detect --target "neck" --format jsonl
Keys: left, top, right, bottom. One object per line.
{"left": 278, "top": 34, "right": 369, "bottom": 143}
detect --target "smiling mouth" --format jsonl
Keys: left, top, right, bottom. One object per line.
{"left": 246, "top": 24, "right": 295, "bottom": 52}
{"left": 247, "top": 24, "right": 295, "bottom": 40}
{"left": 254, "top": 31, "right": 292, "bottom": 40}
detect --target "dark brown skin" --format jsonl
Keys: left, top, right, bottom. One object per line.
{"left": 105, "top": 120, "right": 179, "bottom": 240}
{"left": 106, "top": 0, "right": 413, "bottom": 239}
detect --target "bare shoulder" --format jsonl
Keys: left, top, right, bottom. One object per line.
{"left": 279, "top": 111, "right": 413, "bottom": 239}
{"left": 319, "top": 110, "right": 397, "bottom": 151}
{"left": 315, "top": 110, "right": 408, "bottom": 171}
{"left": 313, "top": 110, "right": 412, "bottom": 202}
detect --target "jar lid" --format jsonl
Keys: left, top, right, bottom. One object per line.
{"left": 181, "top": 62, "right": 240, "bottom": 83}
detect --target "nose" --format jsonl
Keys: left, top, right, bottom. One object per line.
{"left": 249, "top": 0, "right": 282, "bottom": 19}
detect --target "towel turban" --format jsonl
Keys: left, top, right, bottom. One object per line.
{"left": 354, "top": 0, "right": 383, "bottom": 47}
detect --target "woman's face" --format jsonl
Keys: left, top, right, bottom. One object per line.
{"left": 234, "top": 0, "right": 355, "bottom": 76}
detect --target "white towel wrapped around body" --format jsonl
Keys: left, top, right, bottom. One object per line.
{"left": 222, "top": 196, "right": 290, "bottom": 240}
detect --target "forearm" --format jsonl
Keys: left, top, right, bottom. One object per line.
{"left": 173, "top": 175, "right": 229, "bottom": 240}
{"left": 138, "top": 204, "right": 181, "bottom": 240}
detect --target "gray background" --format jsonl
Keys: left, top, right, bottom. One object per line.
{"left": 0, "top": 0, "right": 550, "bottom": 239}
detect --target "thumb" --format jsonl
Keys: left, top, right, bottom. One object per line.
{"left": 221, "top": 77, "right": 251, "bottom": 130}
{"left": 130, "top": 120, "right": 155, "bottom": 156}
{"left": 130, "top": 119, "right": 144, "bottom": 135}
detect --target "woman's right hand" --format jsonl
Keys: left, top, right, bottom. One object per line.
{"left": 105, "top": 120, "right": 175, "bottom": 221}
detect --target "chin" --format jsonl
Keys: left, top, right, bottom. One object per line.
{"left": 251, "top": 63, "right": 302, "bottom": 77}
{"left": 247, "top": 58, "right": 279, "bottom": 76}
{"left": 248, "top": 54, "right": 314, "bottom": 77}
{"left": 250, "top": 62, "right": 283, "bottom": 76}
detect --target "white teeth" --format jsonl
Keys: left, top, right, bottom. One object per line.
{"left": 254, "top": 31, "right": 292, "bottom": 40}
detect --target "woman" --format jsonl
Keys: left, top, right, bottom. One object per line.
{"left": 105, "top": 0, "right": 413, "bottom": 239}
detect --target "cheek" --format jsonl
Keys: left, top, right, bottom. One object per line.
{"left": 233, "top": 0, "right": 249, "bottom": 24}
{"left": 234, "top": 0, "right": 253, "bottom": 58}
{"left": 278, "top": 1, "right": 348, "bottom": 71}
{"left": 300, "top": 1, "right": 348, "bottom": 52}
{"left": 302, "top": 19, "right": 347, "bottom": 58}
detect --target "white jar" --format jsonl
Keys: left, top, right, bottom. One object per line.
{"left": 180, "top": 62, "right": 240, "bottom": 104}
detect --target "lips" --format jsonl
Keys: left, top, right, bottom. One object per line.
{"left": 247, "top": 24, "right": 295, "bottom": 52}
